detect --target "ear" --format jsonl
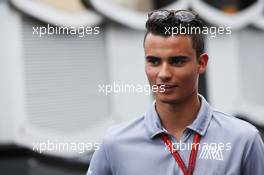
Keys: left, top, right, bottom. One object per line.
{"left": 197, "top": 53, "right": 209, "bottom": 74}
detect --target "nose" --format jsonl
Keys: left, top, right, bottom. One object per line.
{"left": 157, "top": 63, "right": 172, "bottom": 81}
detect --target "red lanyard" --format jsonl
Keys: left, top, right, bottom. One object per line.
{"left": 161, "top": 132, "right": 201, "bottom": 175}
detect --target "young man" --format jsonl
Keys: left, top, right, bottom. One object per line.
{"left": 87, "top": 10, "right": 264, "bottom": 175}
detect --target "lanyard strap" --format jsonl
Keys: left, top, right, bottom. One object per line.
{"left": 161, "top": 132, "right": 201, "bottom": 175}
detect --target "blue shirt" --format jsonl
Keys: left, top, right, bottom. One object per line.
{"left": 87, "top": 95, "right": 264, "bottom": 175}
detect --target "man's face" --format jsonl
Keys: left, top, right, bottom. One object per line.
{"left": 144, "top": 33, "right": 208, "bottom": 104}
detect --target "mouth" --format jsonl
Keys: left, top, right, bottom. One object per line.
{"left": 157, "top": 84, "right": 178, "bottom": 92}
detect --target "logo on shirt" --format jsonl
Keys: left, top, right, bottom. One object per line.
{"left": 199, "top": 144, "right": 225, "bottom": 160}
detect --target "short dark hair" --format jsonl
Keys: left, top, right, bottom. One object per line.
{"left": 144, "top": 10, "right": 205, "bottom": 58}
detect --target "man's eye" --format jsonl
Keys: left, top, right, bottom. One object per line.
{"left": 170, "top": 59, "right": 185, "bottom": 65}
{"left": 147, "top": 58, "right": 159, "bottom": 65}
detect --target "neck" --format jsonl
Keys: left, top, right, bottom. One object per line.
{"left": 156, "top": 92, "right": 201, "bottom": 141}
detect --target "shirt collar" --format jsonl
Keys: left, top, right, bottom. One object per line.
{"left": 144, "top": 95, "right": 213, "bottom": 139}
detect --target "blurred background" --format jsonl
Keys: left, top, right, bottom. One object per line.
{"left": 0, "top": 0, "right": 264, "bottom": 174}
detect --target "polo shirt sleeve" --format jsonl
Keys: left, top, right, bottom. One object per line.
{"left": 86, "top": 140, "right": 112, "bottom": 175}
{"left": 242, "top": 131, "right": 264, "bottom": 175}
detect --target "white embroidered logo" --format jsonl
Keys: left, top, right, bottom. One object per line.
{"left": 199, "top": 144, "right": 224, "bottom": 160}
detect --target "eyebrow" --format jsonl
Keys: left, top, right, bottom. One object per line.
{"left": 145, "top": 56, "right": 159, "bottom": 60}
{"left": 168, "top": 56, "right": 190, "bottom": 60}
{"left": 145, "top": 55, "right": 190, "bottom": 60}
